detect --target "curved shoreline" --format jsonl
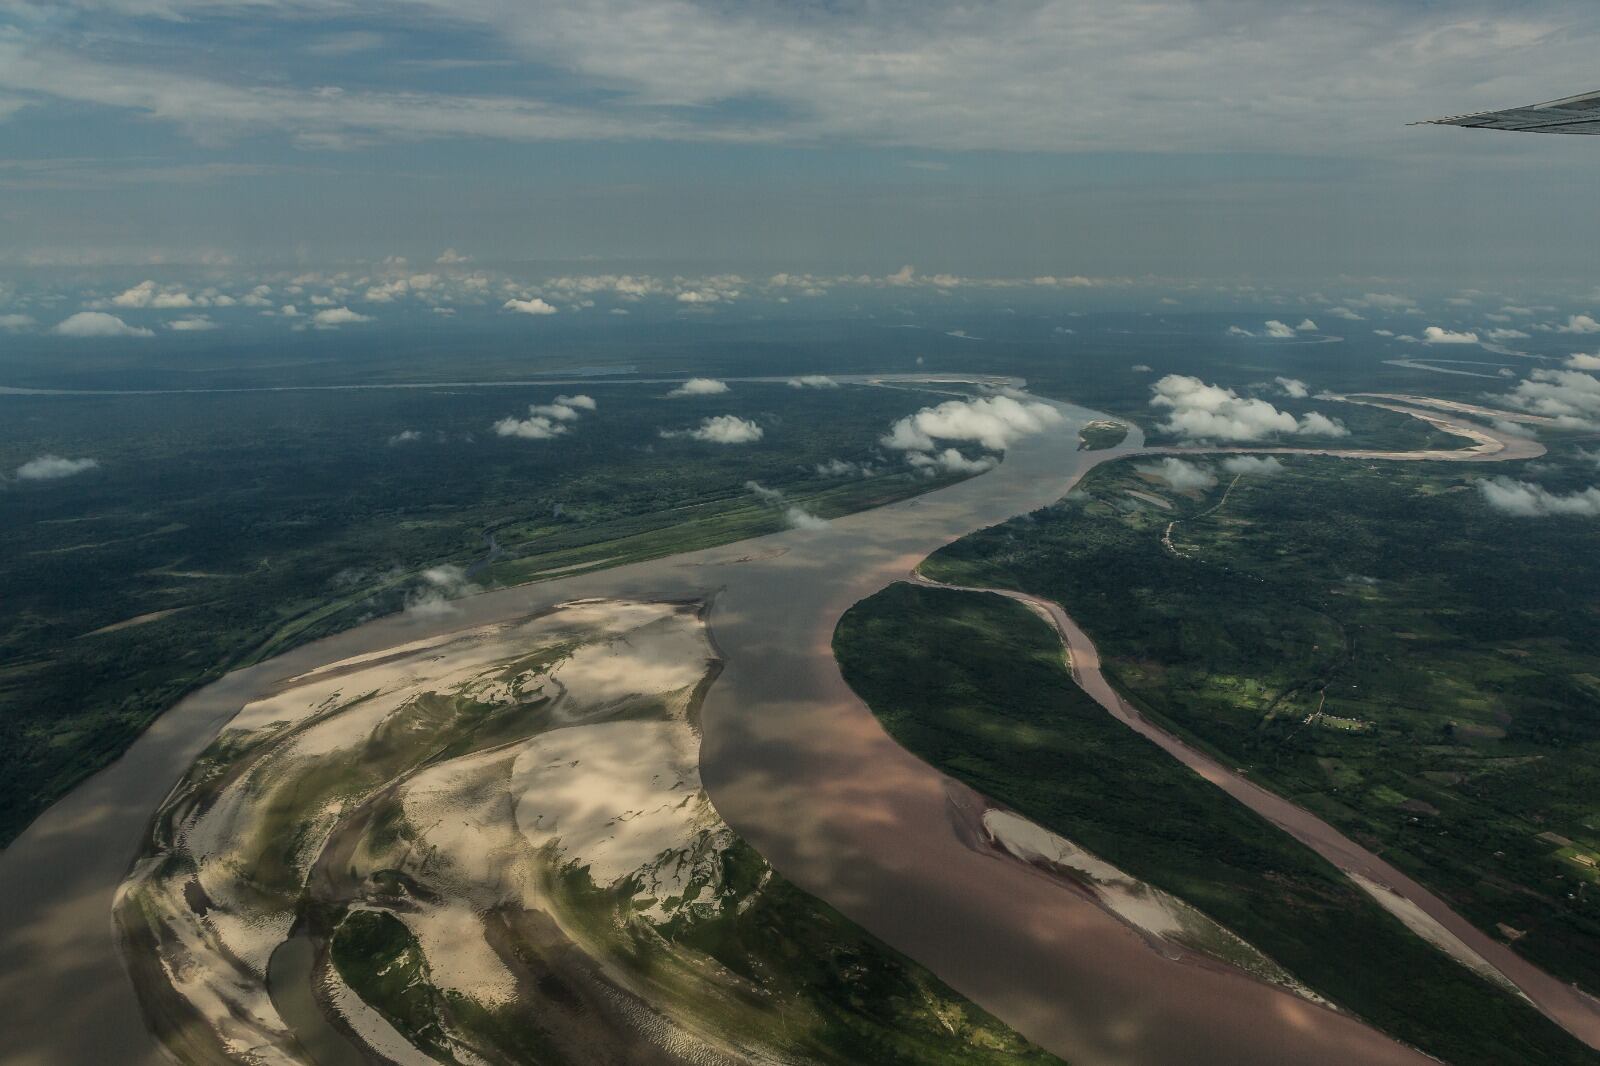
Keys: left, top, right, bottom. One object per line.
{"left": 0, "top": 383, "right": 1564, "bottom": 1066}
{"left": 911, "top": 576, "right": 1600, "bottom": 1051}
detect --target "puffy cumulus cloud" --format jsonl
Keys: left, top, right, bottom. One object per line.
{"left": 167, "top": 315, "right": 217, "bottom": 331}
{"left": 815, "top": 458, "right": 875, "bottom": 477}
{"left": 1423, "top": 326, "right": 1479, "bottom": 344}
{"left": 1486, "top": 328, "right": 1531, "bottom": 341}
{"left": 881, "top": 395, "right": 1063, "bottom": 454}
{"left": 1263, "top": 320, "right": 1297, "bottom": 339}
{"left": 1149, "top": 374, "right": 1347, "bottom": 442}
{"left": 503, "top": 296, "right": 558, "bottom": 315}
{"left": 1226, "top": 325, "right": 1255, "bottom": 337}
{"left": 387, "top": 429, "right": 423, "bottom": 445}
{"left": 907, "top": 448, "right": 996, "bottom": 476}
{"left": 435, "top": 248, "right": 470, "bottom": 264}
{"left": 1556, "top": 314, "right": 1600, "bottom": 335}
{"left": 1275, "top": 376, "right": 1310, "bottom": 399}
{"left": 744, "top": 480, "right": 829, "bottom": 530}
{"left": 1327, "top": 306, "right": 1364, "bottom": 321}
{"left": 667, "top": 377, "right": 730, "bottom": 397}
{"left": 1502, "top": 368, "right": 1600, "bottom": 428}
{"left": 0, "top": 313, "right": 36, "bottom": 330}
{"left": 492, "top": 394, "right": 596, "bottom": 439}
{"left": 17, "top": 454, "right": 99, "bottom": 480}
{"left": 312, "top": 306, "right": 372, "bottom": 329}
{"left": 539, "top": 274, "right": 665, "bottom": 302}
{"left": 1478, "top": 477, "right": 1600, "bottom": 517}
{"left": 109, "top": 279, "right": 198, "bottom": 309}
{"left": 1567, "top": 353, "right": 1600, "bottom": 370}
{"left": 662, "top": 414, "right": 764, "bottom": 444}
{"left": 1136, "top": 457, "right": 1216, "bottom": 492}
{"left": 1220, "top": 455, "right": 1286, "bottom": 476}
{"left": 1130, "top": 363, "right": 1153, "bottom": 373}
{"left": 52, "top": 311, "right": 152, "bottom": 337}
{"left": 494, "top": 413, "right": 566, "bottom": 439}
{"left": 1354, "top": 292, "right": 1418, "bottom": 312}
{"left": 406, "top": 563, "right": 481, "bottom": 619}
{"left": 787, "top": 375, "right": 838, "bottom": 389}
{"left": 1296, "top": 319, "right": 1318, "bottom": 332}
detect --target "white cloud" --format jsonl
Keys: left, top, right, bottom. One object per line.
{"left": 1372, "top": 329, "right": 1395, "bottom": 337}
{"left": 17, "top": 454, "right": 99, "bottom": 480}
{"left": 1136, "top": 457, "right": 1216, "bottom": 492}
{"left": 1226, "top": 325, "right": 1254, "bottom": 337}
{"left": 667, "top": 377, "right": 730, "bottom": 397}
{"left": 1486, "top": 328, "right": 1530, "bottom": 341}
{"left": 0, "top": 313, "right": 36, "bottom": 330}
{"left": 110, "top": 279, "right": 198, "bottom": 309}
{"left": 52, "top": 311, "right": 152, "bottom": 337}
{"left": 503, "top": 296, "right": 558, "bottom": 315}
{"left": 1423, "top": 326, "right": 1479, "bottom": 344}
{"left": 436, "top": 248, "right": 470, "bottom": 264}
{"left": 786, "top": 375, "right": 838, "bottom": 388}
{"left": 815, "top": 458, "right": 875, "bottom": 477}
{"left": 1327, "top": 306, "right": 1364, "bottom": 321}
{"left": 1567, "top": 353, "right": 1600, "bottom": 370}
{"left": 744, "top": 480, "right": 829, "bottom": 529}
{"left": 493, "top": 414, "right": 566, "bottom": 439}
{"left": 167, "top": 315, "right": 217, "bottom": 331}
{"left": 492, "top": 393, "right": 596, "bottom": 439}
{"left": 1479, "top": 477, "right": 1600, "bottom": 517}
{"left": 1275, "top": 377, "right": 1310, "bottom": 398}
{"left": 388, "top": 429, "right": 423, "bottom": 445}
{"left": 312, "top": 306, "right": 372, "bottom": 329}
{"left": 1556, "top": 314, "right": 1600, "bottom": 335}
{"left": 666, "top": 414, "right": 764, "bottom": 444}
{"left": 1355, "top": 292, "right": 1417, "bottom": 312}
{"left": 907, "top": 448, "right": 997, "bottom": 475}
{"left": 1130, "top": 363, "right": 1153, "bottom": 373}
{"left": 1221, "top": 455, "right": 1286, "bottom": 476}
{"left": 1149, "top": 374, "right": 1347, "bottom": 442}
{"left": 405, "top": 563, "right": 481, "bottom": 618}
{"left": 880, "top": 394, "right": 1063, "bottom": 453}
{"left": 1502, "top": 368, "right": 1600, "bottom": 429}
{"left": 5, "top": 3, "right": 1587, "bottom": 159}
{"left": 1296, "top": 319, "right": 1318, "bottom": 332}
{"left": 1263, "top": 320, "right": 1296, "bottom": 339}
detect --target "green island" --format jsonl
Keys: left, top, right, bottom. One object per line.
{"left": 1076, "top": 419, "right": 1128, "bottom": 450}
{"left": 835, "top": 582, "right": 1598, "bottom": 1065}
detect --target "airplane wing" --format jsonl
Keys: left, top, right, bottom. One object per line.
{"left": 1416, "top": 88, "right": 1600, "bottom": 134}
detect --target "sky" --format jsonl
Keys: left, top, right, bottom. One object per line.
{"left": 1, "top": 0, "right": 1599, "bottom": 291}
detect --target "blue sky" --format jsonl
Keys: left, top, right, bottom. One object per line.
{"left": 1, "top": 1, "right": 1599, "bottom": 287}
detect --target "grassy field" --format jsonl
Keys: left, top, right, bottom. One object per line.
{"left": 0, "top": 379, "right": 962, "bottom": 846}
{"left": 835, "top": 583, "right": 1599, "bottom": 1066}
{"left": 922, "top": 443, "right": 1600, "bottom": 995}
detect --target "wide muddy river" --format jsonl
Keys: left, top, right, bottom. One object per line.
{"left": 0, "top": 378, "right": 1571, "bottom": 1066}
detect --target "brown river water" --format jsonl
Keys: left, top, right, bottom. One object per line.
{"left": 0, "top": 380, "right": 1578, "bottom": 1066}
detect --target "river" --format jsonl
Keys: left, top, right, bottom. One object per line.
{"left": 0, "top": 382, "right": 1572, "bottom": 1066}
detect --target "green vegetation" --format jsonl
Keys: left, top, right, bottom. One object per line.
{"left": 471, "top": 838, "right": 1057, "bottom": 1066}
{"left": 0, "top": 380, "right": 959, "bottom": 846}
{"left": 835, "top": 583, "right": 1599, "bottom": 1065}
{"left": 923, "top": 445, "right": 1600, "bottom": 995}
{"left": 330, "top": 910, "right": 455, "bottom": 1057}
